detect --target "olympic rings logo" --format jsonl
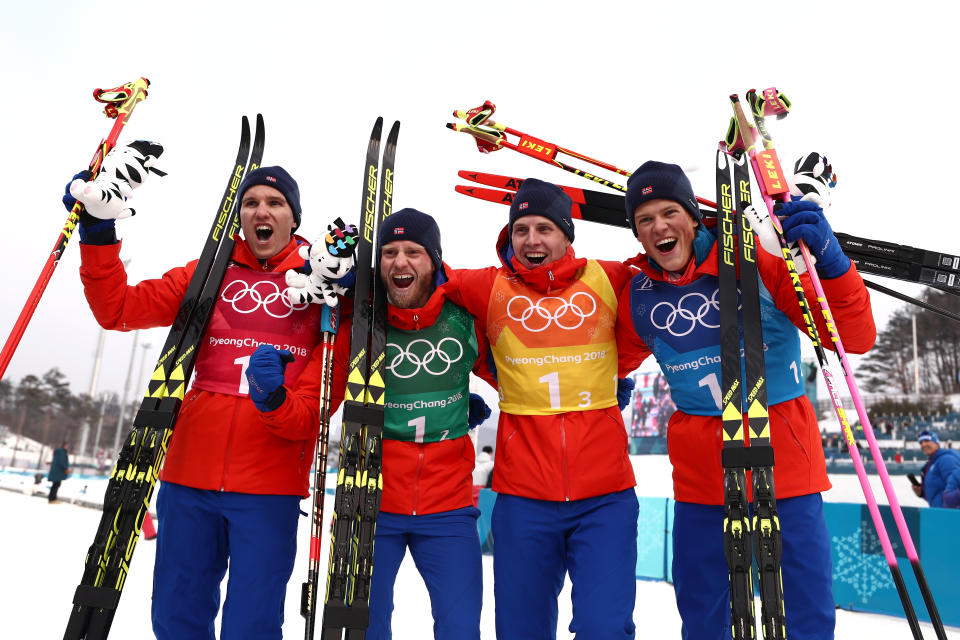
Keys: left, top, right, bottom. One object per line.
{"left": 650, "top": 290, "right": 720, "bottom": 337}
{"left": 221, "top": 279, "right": 310, "bottom": 319}
{"left": 386, "top": 338, "right": 464, "bottom": 379}
{"left": 506, "top": 292, "right": 597, "bottom": 332}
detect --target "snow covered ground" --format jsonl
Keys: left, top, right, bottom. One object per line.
{"left": 0, "top": 458, "right": 955, "bottom": 638}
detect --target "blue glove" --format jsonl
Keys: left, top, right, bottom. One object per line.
{"left": 62, "top": 170, "right": 91, "bottom": 212}
{"left": 617, "top": 377, "right": 636, "bottom": 411}
{"left": 776, "top": 199, "right": 850, "bottom": 279}
{"left": 63, "top": 170, "right": 118, "bottom": 245}
{"left": 246, "top": 346, "right": 295, "bottom": 412}
{"left": 468, "top": 393, "right": 492, "bottom": 429}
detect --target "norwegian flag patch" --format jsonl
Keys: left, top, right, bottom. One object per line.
{"left": 519, "top": 202, "right": 529, "bottom": 210}
{"left": 642, "top": 186, "right": 653, "bottom": 195}
{"left": 394, "top": 227, "right": 405, "bottom": 235}
{"left": 266, "top": 176, "right": 277, "bottom": 183}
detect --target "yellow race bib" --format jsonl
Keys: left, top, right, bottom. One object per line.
{"left": 488, "top": 261, "right": 619, "bottom": 415}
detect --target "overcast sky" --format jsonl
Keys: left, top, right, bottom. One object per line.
{"left": 1, "top": 1, "right": 956, "bottom": 401}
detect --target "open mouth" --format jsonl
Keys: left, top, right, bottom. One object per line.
{"left": 655, "top": 238, "right": 678, "bottom": 254}
{"left": 391, "top": 274, "right": 414, "bottom": 289}
{"left": 525, "top": 252, "right": 547, "bottom": 265}
{"left": 255, "top": 224, "right": 274, "bottom": 242}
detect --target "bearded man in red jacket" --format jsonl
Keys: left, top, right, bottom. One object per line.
{"left": 67, "top": 142, "right": 343, "bottom": 640}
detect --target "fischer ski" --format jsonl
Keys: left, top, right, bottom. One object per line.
{"left": 715, "top": 148, "right": 758, "bottom": 640}
{"left": 63, "top": 114, "right": 265, "bottom": 640}
{"left": 458, "top": 169, "right": 628, "bottom": 211}
{"left": 322, "top": 118, "right": 399, "bottom": 640}
{"left": 0, "top": 77, "right": 150, "bottom": 381}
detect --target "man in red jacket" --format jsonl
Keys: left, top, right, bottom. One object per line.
{"left": 446, "top": 179, "right": 639, "bottom": 640}
{"left": 69, "top": 144, "right": 343, "bottom": 640}
{"left": 290, "top": 208, "right": 492, "bottom": 639}
{"left": 615, "top": 160, "right": 876, "bottom": 639}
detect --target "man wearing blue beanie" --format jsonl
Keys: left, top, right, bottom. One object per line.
{"left": 615, "top": 159, "right": 878, "bottom": 639}
{"left": 289, "top": 207, "right": 493, "bottom": 639}
{"left": 442, "top": 177, "right": 641, "bottom": 639}
{"left": 68, "top": 144, "right": 342, "bottom": 638}
{"left": 914, "top": 430, "right": 960, "bottom": 508}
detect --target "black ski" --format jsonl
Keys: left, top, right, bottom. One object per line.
{"left": 64, "top": 114, "right": 265, "bottom": 640}
{"left": 835, "top": 232, "right": 960, "bottom": 275}
{"left": 322, "top": 118, "right": 399, "bottom": 640}
{"left": 349, "top": 120, "right": 399, "bottom": 640}
{"left": 844, "top": 250, "right": 960, "bottom": 294}
{"left": 732, "top": 153, "right": 785, "bottom": 639}
{"left": 716, "top": 148, "right": 757, "bottom": 640}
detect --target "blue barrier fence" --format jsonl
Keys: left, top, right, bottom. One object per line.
{"left": 475, "top": 490, "right": 960, "bottom": 627}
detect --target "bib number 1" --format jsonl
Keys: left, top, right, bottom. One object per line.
{"left": 538, "top": 371, "right": 592, "bottom": 409}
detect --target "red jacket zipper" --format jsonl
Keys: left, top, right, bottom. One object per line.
{"left": 560, "top": 415, "right": 571, "bottom": 501}
{"left": 411, "top": 444, "right": 425, "bottom": 515}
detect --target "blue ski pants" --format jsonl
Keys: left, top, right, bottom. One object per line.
{"left": 368, "top": 507, "right": 483, "bottom": 640}
{"left": 673, "top": 493, "right": 835, "bottom": 640}
{"left": 492, "top": 489, "right": 639, "bottom": 640}
{"left": 151, "top": 482, "right": 301, "bottom": 640}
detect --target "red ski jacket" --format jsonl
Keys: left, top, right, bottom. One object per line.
{"left": 329, "top": 266, "right": 487, "bottom": 515}
{"left": 79, "top": 235, "right": 346, "bottom": 497}
{"left": 446, "top": 226, "right": 637, "bottom": 502}
{"left": 615, "top": 241, "right": 877, "bottom": 504}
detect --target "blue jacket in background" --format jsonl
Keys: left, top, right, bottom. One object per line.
{"left": 48, "top": 447, "right": 70, "bottom": 483}
{"left": 921, "top": 448, "right": 960, "bottom": 508}
{"left": 941, "top": 464, "right": 960, "bottom": 508}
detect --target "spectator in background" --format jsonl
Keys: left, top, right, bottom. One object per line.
{"left": 913, "top": 431, "right": 960, "bottom": 508}
{"left": 48, "top": 442, "right": 70, "bottom": 504}
{"left": 474, "top": 446, "right": 495, "bottom": 502}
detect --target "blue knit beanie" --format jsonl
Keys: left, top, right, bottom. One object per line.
{"left": 624, "top": 161, "right": 701, "bottom": 236}
{"left": 508, "top": 178, "right": 575, "bottom": 241}
{"left": 238, "top": 166, "right": 302, "bottom": 228}
{"left": 377, "top": 208, "right": 443, "bottom": 273}
{"left": 918, "top": 430, "right": 940, "bottom": 445}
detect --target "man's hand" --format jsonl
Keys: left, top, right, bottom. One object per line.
{"left": 245, "top": 345, "right": 294, "bottom": 412}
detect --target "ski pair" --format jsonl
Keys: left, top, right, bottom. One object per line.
{"left": 63, "top": 114, "right": 265, "bottom": 640}
{"left": 837, "top": 235, "right": 960, "bottom": 295}
{"left": 728, "top": 89, "right": 947, "bottom": 640}
{"left": 456, "top": 171, "right": 960, "bottom": 324}
{"left": 715, "top": 150, "right": 785, "bottom": 640}
{"left": 458, "top": 170, "right": 960, "bottom": 288}
{"left": 319, "top": 118, "right": 399, "bottom": 640}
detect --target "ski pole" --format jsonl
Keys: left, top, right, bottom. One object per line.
{"left": 729, "top": 90, "right": 929, "bottom": 639}
{"left": 861, "top": 279, "right": 960, "bottom": 324}
{"left": 0, "top": 77, "right": 150, "bottom": 381}
{"left": 739, "top": 87, "right": 947, "bottom": 639}
{"left": 453, "top": 99, "right": 635, "bottom": 176}
{"left": 449, "top": 99, "right": 673, "bottom": 196}
{"left": 302, "top": 303, "right": 340, "bottom": 640}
